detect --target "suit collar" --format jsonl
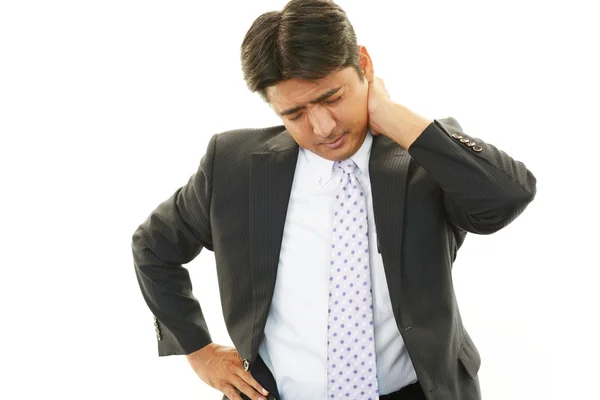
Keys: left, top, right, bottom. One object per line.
{"left": 264, "top": 129, "right": 298, "bottom": 153}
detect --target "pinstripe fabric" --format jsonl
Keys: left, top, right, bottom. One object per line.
{"left": 131, "top": 118, "right": 536, "bottom": 400}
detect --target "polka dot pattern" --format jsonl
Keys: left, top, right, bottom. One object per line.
{"left": 327, "top": 160, "right": 378, "bottom": 399}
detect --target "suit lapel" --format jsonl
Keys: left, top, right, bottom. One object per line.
{"left": 369, "top": 136, "right": 411, "bottom": 319}
{"left": 248, "top": 131, "right": 411, "bottom": 359}
{"left": 249, "top": 130, "right": 299, "bottom": 358}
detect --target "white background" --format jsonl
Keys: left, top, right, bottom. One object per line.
{"left": 1, "top": 1, "right": 598, "bottom": 399}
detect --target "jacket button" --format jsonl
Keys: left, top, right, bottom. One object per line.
{"left": 451, "top": 133, "right": 462, "bottom": 139}
{"left": 156, "top": 333, "right": 162, "bottom": 341}
{"left": 472, "top": 145, "right": 483, "bottom": 152}
{"left": 459, "top": 137, "right": 470, "bottom": 143}
{"left": 467, "top": 141, "right": 476, "bottom": 147}
{"left": 243, "top": 359, "right": 250, "bottom": 371}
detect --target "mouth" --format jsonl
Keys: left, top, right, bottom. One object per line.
{"left": 322, "top": 132, "right": 347, "bottom": 149}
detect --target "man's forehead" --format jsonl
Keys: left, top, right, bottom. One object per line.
{"left": 268, "top": 71, "right": 348, "bottom": 110}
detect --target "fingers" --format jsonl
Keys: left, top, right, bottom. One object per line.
{"left": 238, "top": 369, "right": 269, "bottom": 397}
{"left": 221, "top": 364, "right": 269, "bottom": 400}
{"left": 372, "top": 76, "right": 390, "bottom": 98}
{"left": 231, "top": 374, "right": 267, "bottom": 400}
{"left": 189, "top": 344, "right": 269, "bottom": 400}
{"left": 222, "top": 384, "right": 244, "bottom": 400}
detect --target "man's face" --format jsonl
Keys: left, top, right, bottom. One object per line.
{"left": 267, "top": 50, "right": 371, "bottom": 161}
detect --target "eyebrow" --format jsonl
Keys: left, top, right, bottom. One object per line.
{"left": 278, "top": 86, "right": 343, "bottom": 116}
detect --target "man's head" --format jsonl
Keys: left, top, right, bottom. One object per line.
{"left": 241, "top": 0, "right": 374, "bottom": 161}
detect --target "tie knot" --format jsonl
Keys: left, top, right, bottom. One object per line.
{"left": 334, "top": 159, "right": 357, "bottom": 175}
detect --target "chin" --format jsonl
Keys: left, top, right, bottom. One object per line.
{"left": 331, "top": 147, "right": 356, "bottom": 162}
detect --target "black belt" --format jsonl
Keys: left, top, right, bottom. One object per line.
{"left": 379, "top": 381, "right": 426, "bottom": 400}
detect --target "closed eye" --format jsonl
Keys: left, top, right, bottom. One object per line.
{"left": 324, "top": 96, "right": 342, "bottom": 105}
{"left": 288, "top": 96, "right": 342, "bottom": 121}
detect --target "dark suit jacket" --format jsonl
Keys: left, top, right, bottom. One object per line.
{"left": 131, "top": 117, "right": 537, "bottom": 400}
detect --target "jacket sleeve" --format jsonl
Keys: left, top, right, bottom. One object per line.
{"left": 408, "top": 117, "right": 537, "bottom": 235}
{"left": 131, "top": 133, "right": 217, "bottom": 356}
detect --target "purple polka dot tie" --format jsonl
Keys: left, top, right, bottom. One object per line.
{"left": 327, "top": 159, "right": 379, "bottom": 400}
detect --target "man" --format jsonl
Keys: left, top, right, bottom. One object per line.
{"left": 131, "top": 1, "right": 537, "bottom": 399}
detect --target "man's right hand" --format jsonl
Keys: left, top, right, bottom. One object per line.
{"left": 186, "top": 343, "right": 270, "bottom": 400}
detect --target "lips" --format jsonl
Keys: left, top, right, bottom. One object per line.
{"left": 324, "top": 137, "right": 343, "bottom": 145}
{"left": 322, "top": 132, "right": 346, "bottom": 149}
{"left": 323, "top": 133, "right": 346, "bottom": 145}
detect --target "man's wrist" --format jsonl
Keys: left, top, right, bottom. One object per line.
{"left": 385, "top": 102, "right": 432, "bottom": 150}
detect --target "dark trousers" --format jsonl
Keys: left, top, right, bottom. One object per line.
{"left": 379, "top": 381, "right": 427, "bottom": 400}
{"left": 241, "top": 380, "right": 426, "bottom": 400}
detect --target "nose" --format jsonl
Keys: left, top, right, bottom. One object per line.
{"left": 308, "top": 105, "right": 336, "bottom": 138}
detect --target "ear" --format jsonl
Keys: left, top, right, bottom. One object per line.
{"left": 358, "top": 45, "right": 374, "bottom": 82}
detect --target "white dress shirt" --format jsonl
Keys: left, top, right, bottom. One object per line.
{"left": 258, "top": 130, "right": 418, "bottom": 399}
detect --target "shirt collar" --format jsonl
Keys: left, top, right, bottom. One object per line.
{"left": 300, "top": 129, "right": 373, "bottom": 186}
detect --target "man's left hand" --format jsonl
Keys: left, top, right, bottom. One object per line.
{"left": 366, "top": 75, "right": 392, "bottom": 137}
{"left": 366, "top": 74, "right": 432, "bottom": 150}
